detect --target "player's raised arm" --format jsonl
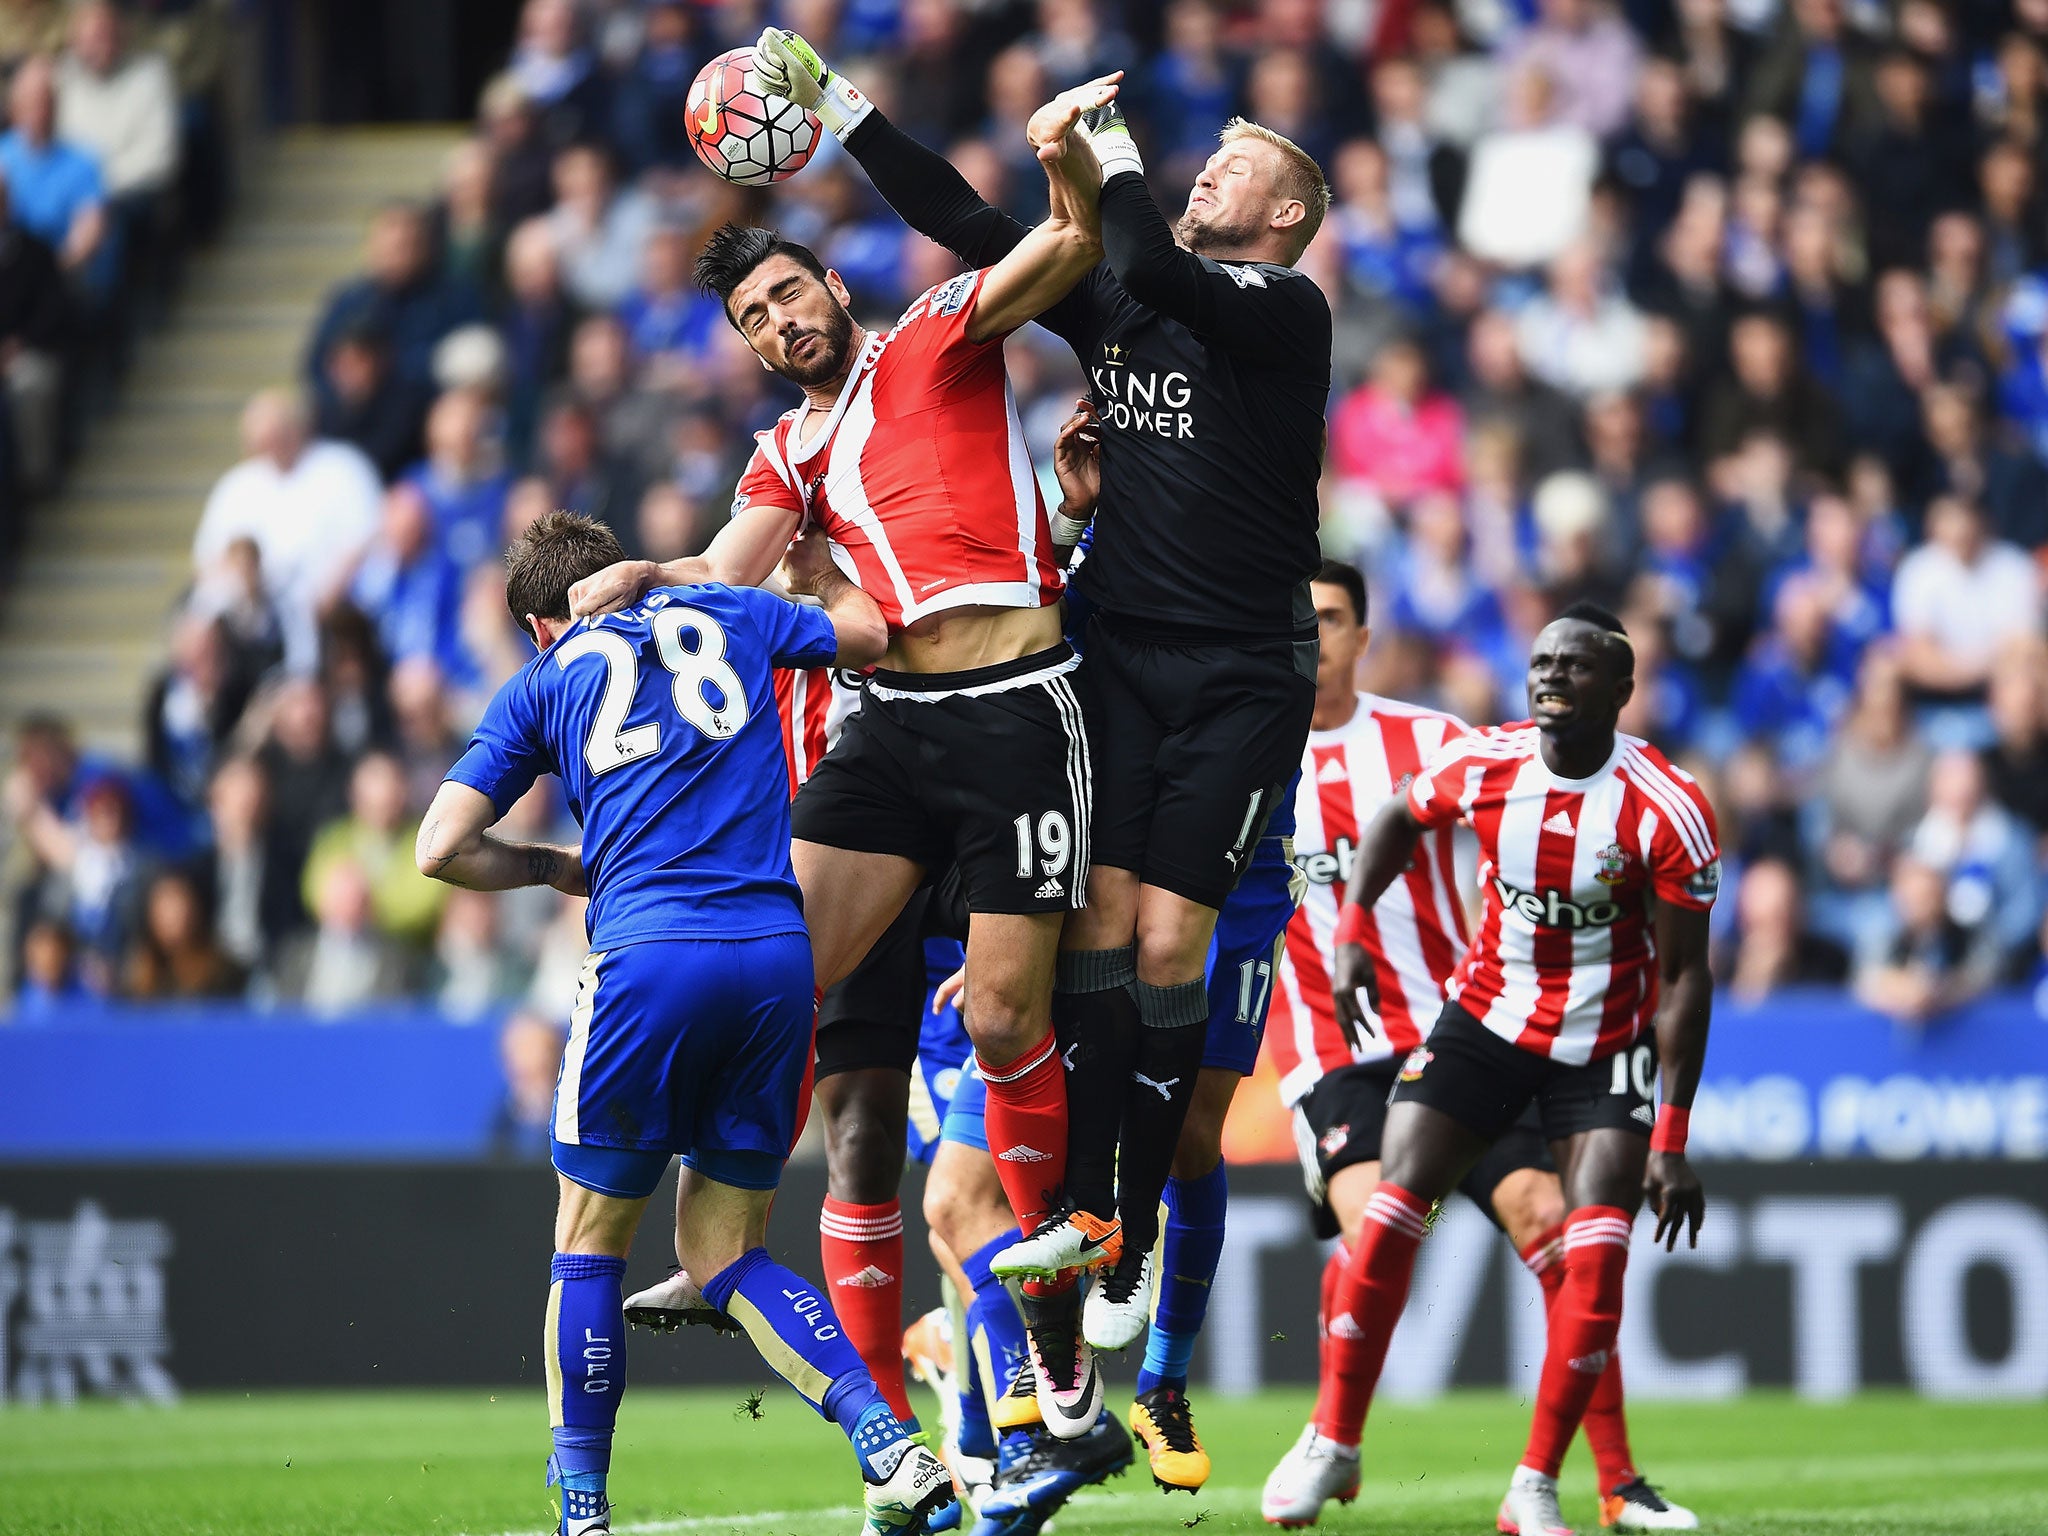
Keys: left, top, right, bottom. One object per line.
{"left": 1330, "top": 796, "right": 1427, "bottom": 1034}
{"left": 1049, "top": 396, "right": 1102, "bottom": 561}
{"left": 570, "top": 497, "right": 802, "bottom": 619}
{"left": 779, "top": 527, "right": 887, "bottom": 668}
{"left": 755, "top": 28, "right": 1034, "bottom": 272}
{"left": 414, "top": 781, "right": 585, "bottom": 895}
{"left": 960, "top": 79, "right": 1114, "bottom": 345}
{"left": 1645, "top": 899, "right": 1712, "bottom": 1251}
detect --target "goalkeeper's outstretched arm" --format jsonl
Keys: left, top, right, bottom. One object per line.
{"left": 754, "top": 27, "right": 1032, "bottom": 271}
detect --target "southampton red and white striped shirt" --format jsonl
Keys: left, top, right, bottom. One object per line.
{"left": 772, "top": 666, "right": 834, "bottom": 799}
{"left": 732, "top": 269, "right": 1064, "bottom": 630}
{"left": 1267, "top": 695, "right": 1471, "bottom": 1107}
{"left": 1408, "top": 725, "right": 1721, "bottom": 1065}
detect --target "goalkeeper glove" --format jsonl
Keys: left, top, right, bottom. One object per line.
{"left": 1080, "top": 97, "right": 1144, "bottom": 181}
{"left": 754, "top": 27, "right": 873, "bottom": 141}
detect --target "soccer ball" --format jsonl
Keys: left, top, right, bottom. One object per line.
{"left": 685, "top": 47, "right": 821, "bottom": 187}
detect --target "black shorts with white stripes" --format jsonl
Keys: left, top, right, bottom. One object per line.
{"left": 791, "top": 644, "right": 1091, "bottom": 916}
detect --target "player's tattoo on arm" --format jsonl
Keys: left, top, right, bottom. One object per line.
{"left": 526, "top": 847, "right": 559, "bottom": 887}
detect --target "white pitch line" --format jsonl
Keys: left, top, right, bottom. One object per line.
{"left": 472, "top": 1506, "right": 863, "bottom": 1536}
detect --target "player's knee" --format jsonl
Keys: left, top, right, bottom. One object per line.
{"left": 1134, "top": 922, "right": 1209, "bottom": 989}
{"left": 962, "top": 985, "right": 1045, "bottom": 1064}
{"left": 1491, "top": 1169, "right": 1566, "bottom": 1247}
{"left": 922, "top": 1173, "right": 968, "bottom": 1254}
{"left": 821, "top": 1093, "right": 904, "bottom": 1203}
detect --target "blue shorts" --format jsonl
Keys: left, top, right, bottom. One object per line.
{"left": 1201, "top": 836, "right": 1305, "bottom": 1075}
{"left": 938, "top": 1049, "right": 988, "bottom": 1153}
{"left": 908, "top": 937, "right": 970, "bottom": 1166}
{"left": 550, "top": 933, "right": 814, "bottom": 1200}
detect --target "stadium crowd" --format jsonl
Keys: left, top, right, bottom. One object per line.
{"left": 5, "top": 0, "right": 2048, "bottom": 1049}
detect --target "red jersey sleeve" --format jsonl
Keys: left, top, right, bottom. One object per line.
{"left": 1641, "top": 758, "right": 1723, "bottom": 911}
{"left": 732, "top": 428, "right": 806, "bottom": 523}
{"left": 878, "top": 271, "right": 1008, "bottom": 394}
{"left": 1406, "top": 732, "right": 1487, "bottom": 829}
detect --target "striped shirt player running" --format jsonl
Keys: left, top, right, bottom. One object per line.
{"left": 1260, "top": 573, "right": 1697, "bottom": 1534}
{"left": 569, "top": 82, "right": 1123, "bottom": 1440}
{"left": 1305, "top": 603, "right": 1719, "bottom": 1536}
{"left": 412, "top": 513, "right": 956, "bottom": 1536}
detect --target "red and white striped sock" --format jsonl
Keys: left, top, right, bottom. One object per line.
{"left": 1315, "top": 1185, "right": 1430, "bottom": 1447}
{"left": 819, "top": 1196, "right": 911, "bottom": 1421}
{"left": 1521, "top": 1205, "right": 1632, "bottom": 1477}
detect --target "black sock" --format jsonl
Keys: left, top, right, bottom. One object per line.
{"left": 1116, "top": 976, "right": 1210, "bottom": 1252}
{"left": 1053, "top": 945, "right": 1138, "bottom": 1224}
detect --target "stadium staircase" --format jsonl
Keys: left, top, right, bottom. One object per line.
{"left": 0, "top": 128, "right": 464, "bottom": 760}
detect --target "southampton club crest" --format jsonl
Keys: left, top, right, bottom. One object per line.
{"left": 1594, "top": 842, "right": 1630, "bottom": 886}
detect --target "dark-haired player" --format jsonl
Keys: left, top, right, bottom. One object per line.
{"left": 751, "top": 22, "right": 1333, "bottom": 1432}
{"left": 568, "top": 84, "right": 1123, "bottom": 1439}
{"left": 1270, "top": 604, "right": 1718, "bottom": 1536}
{"left": 413, "top": 512, "right": 958, "bottom": 1536}
{"left": 1260, "top": 580, "right": 1696, "bottom": 1533}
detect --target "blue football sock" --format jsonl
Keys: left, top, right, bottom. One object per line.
{"left": 1138, "top": 1161, "right": 1229, "bottom": 1395}
{"left": 961, "top": 1232, "right": 1031, "bottom": 1422}
{"left": 546, "top": 1252, "right": 628, "bottom": 1501}
{"left": 702, "top": 1246, "right": 908, "bottom": 1468}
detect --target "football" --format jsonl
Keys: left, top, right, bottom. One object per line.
{"left": 684, "top": 46, "right": 821, "bottom": 186}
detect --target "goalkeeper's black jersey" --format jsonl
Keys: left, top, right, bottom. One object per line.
{"left": 845, "top": 114, "right": 1333, "bottom": 644}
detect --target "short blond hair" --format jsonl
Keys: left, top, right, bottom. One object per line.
{"left": 1220, "top": 118, "right": 1330, "bottom": 259}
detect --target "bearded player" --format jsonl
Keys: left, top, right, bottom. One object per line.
{"left": 571, "top": 83, "right": 1119, "bottom": 1439}
{"left": 1278, "top": 604, "right": 1717, "bottom": 1536}
{"left": 1259, "top": 576, "right": 1698, "bottom": 1532}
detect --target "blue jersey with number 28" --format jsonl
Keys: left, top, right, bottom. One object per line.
{"left": 445, "top": 584, "right": 839, "bottom": 949}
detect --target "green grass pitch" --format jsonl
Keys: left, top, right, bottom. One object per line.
{"left": 3, "top": 1388, "right": 2045, "bottom": 1536}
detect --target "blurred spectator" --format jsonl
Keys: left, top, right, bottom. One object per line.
{"left": 0, "top": 166, "right": 71, "bottom": 501}
{"left": 1327, "top": 139, "right": 1443, "bottom": 325}
{"left": 191, "top": 390, "right": 380, "bottom": 674}
{"left": 1815, "top": 649, "right": 1933, "bottom": 908}
{"left": 1908, "top": 748, "right": 2042, "bottom": 961}
{"left": 1330, "top": 337, "right": 1463, "bottom": 508}
{"left": 1847, "top": 49, "right": 1971, "bottom": 273}
{"left": 492, "top": 1007, "right": 565, "bottom": 1155}
{"left": 1607, "top": 57, "right": 1714, "bottom": 254}
{"left": 1746, "top": 0, "right": 1882, "bottom": 159}
{"left": 497, "top": 217, "right": 578, "bottom": 460}
{"left": 143, "top": 614, "right": 247, "bottom": 810}
{"left": 552, "top": 312, "right": 676, "bottom": 509}
{"left": 13, "top": 914, "right": 82, "bottom": 1017}
{"left": 1891, "top": 496, "right": 2042, "bottom": 703}
{"left": 55, "top": 4, "right": 176, "bottom": 255}
{"left": 431, "top": 139, "right": 503, "bottom": 298}
{"left": 535, "top": 397, "right": 616, "bottom": 527}
{"left": 405, "top": 387, "right": 510, "bottom": 573}
{"left": 305, "top": 203, "right": 480, "bottom": 414}
{"left": 1916, "top": 381, "right": 2048, "bottom": 547}
{"left": 301, "top": 752, "right": 444, "bottom": 951}
{"left": 1502, "top": 0, "right": 1643, "bottom": 139}
{"left": 1457, "top": 66, "right": 1597, "bottom": 267}
{"left": 1516, "top": 242, "right": 1649, "bottom": 399}
{"left": 1976, "top": 136, "right": 2039, "bottom": 288}
{"left": 479, "top": 74, "right": 554, "bottom": 231}
{"left": 314, "top": 321, "right": 431, "bottom": 480}
{"left": 547, "top": 144, "right": 655, "bottom": 312}
{"left": 1714, "top": 859, "right": 1849, "bottom": 1002}
{"left": 1138, "top": 0, "right": 1242, "bottom": 172}
{"left": 616, "top": 221, "right": 718, "bottom": 391}
{"left": 1981, "top": 652, "right": 2048, "bottom": 833}
{"left": 1700, "top": 311, "right": 1842, "bottom": 476}
{"left": 5, "top": 770, "right": 147, "bottom": 995}
{"left": 634, "top": 481, "right": 709, "bottom": 564}
{"left": 388, "top": 658, "right": 464, "bottom": 812}
{"left": 1383, "top": 490, "right": 1508, "bottom": 654}
{"left": 1842, "top": 270, "right": 1941, "bottom": 484}
{"left": 608, "top": 0, "right": 703, "bottom": 176}
{"left": 203, "top": 755, "right": 289, "bottom": 975}
{"left": 317, "top": 605, "right": 396, "bottom": 759}
{"left": 432, "top": 888, "right": 523, "bottom": 1021}
{"left": 347, "top": 483, "right": 472, "bottom": 683}
{"left": 270, "top": 856, "right": 418, "bottom": 1015}
{"left": 250, "top": 678, "right": 352, "bottom": 932}
{"left": 0, "top": 54, "right": 108, "bottom": 295}
{"left": 124, "top": 869, "right": 242, "bottom": 1000}
{"left": 1462, "top": 309, "right": 1583, "bottom": 483}
{"left": 1730, "top": 575, "right": 1854, "bottom": 779}
{"left": 1856, "top": 853, "right": 1997, "bottom": 1024}
{"left": 507, "top": 0, "right": 611, "bottom": 152}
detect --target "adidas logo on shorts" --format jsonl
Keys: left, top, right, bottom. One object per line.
{"left": 1034, "top": 878, "right": 1065, "bottom": 899}
{"left": 998, "top": 1144, "right": 1053, "bottom": 1163}
{"left": 837, "top": 1265, "right": 896, "bottom": 1288}
{"left": 1631, "top": 1103, "right": 1656, "bottom": 1126}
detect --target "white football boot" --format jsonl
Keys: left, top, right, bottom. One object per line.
{"left": 622, "top": 1269, "right": 738, "bottom": 1334}
{"left": 1082, "top": 1249, "right": 1153, "bottom": 1352}
{"left": 1497, "top": 1466, "right": 1576, "bottom": 1536}
{"left": 1600, "top": 1477, "right": 1699, "bottom": 1530}
{"left": 1260, "top": 1424, "right": 1361, "bottom": 1527}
